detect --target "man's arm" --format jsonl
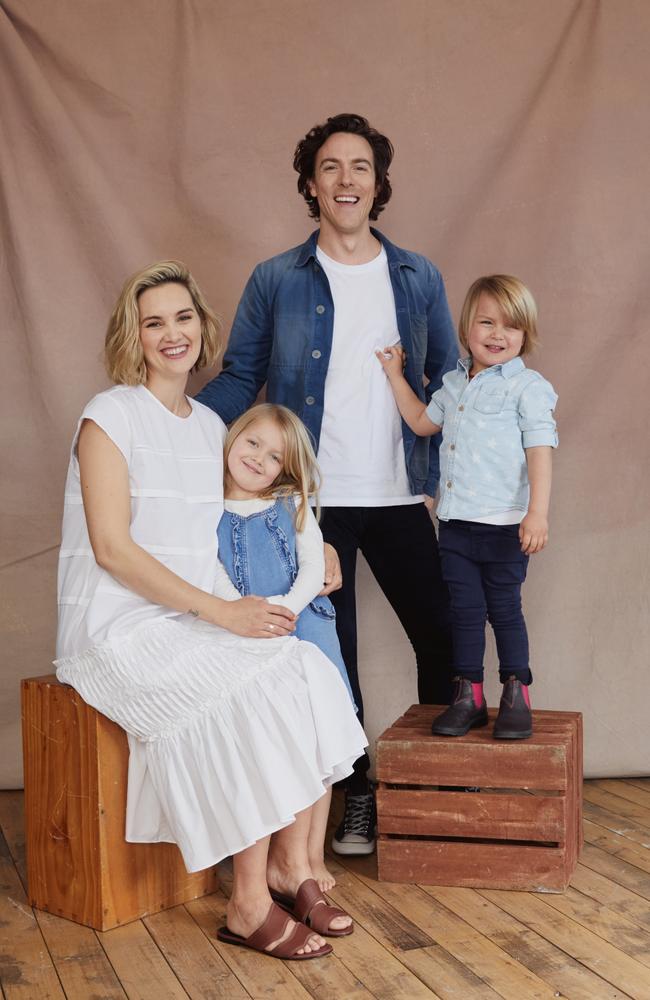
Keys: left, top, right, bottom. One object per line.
{"left": 423, "top": 267, "right": 459, "bottom": 496}
{"left": 196, "top": 267, "right": 274, "bottom": 423}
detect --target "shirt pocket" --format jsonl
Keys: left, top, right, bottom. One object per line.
{"left": 271, "top": 312, "right": 311, "bottom": 368}
{"left": 408, "top": 314, "right": 427, "bottom": 365}
{"left": 474, "top": 386, "right": 507, "bottom": 414}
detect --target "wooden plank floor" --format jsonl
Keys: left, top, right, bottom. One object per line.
{"left": 2, "top": 779, "right": 650, "bottom": 999}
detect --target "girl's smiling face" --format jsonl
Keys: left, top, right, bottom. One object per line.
{"left": 226, "top": 417, "right": 286, "bottom": 499}
{"left": 467, "top": 292, "right": 525, "bottom": 376}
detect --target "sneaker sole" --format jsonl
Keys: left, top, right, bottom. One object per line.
{"left": 331, "top": 839, "right": 376, "bottom": 856}
{"left": 493, "top": 730, "right": 533, "bottom": 740}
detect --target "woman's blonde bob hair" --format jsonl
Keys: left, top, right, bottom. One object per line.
{"left": 105, "top": 260, "right": 222, "bottom": 385}
{"left": 459, "top": 274, "right": 539, "bottom": 356}
{"left": 224, "top": 404, "right": 321, "bottom": 531}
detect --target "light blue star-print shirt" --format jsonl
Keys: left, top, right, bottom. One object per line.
{"left": 425, "top": 356, "right": 558, "bottom": 523}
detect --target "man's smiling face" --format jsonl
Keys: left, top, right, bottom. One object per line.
{"left": 308, "top": 132, "right": 379, "bottom": 238}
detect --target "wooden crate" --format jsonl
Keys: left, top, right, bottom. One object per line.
{"left": 22, "top": 675, "right": 218, "bottom": 930}
{"left": 376, "top": 704, "right": 583, "bottom": 892}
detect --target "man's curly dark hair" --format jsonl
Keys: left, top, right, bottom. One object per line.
{"left": 293, "top": 113, "right": 394, "bottom": 221}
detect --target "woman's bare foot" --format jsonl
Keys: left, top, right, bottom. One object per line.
{"left": 266, "top": 857, "right": 350, "bottom": 933}
{"left": 226, "top": 892, "right": 326, "bottom": 955}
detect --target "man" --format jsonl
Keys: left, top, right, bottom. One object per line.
{"left": 198, "top": 113, "right": 458, "bottom": 855}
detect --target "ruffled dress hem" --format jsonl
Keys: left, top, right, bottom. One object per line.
{"left": 55, "top": 617, "right": 367, "bottom": 873}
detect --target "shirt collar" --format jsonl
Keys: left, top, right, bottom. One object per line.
{"left": 458, "top": 355, "right": 526, "bottom": 379}
{"left": 295, "top": 227, "right": 416, "bottom": 270}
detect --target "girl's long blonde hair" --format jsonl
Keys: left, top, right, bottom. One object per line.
{"left": 224, "top": 404, "right": 320, "bottom": 531}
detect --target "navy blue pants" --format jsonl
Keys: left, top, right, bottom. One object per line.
{"left": 438, "top": 519, "right": 532, "bottom": 685}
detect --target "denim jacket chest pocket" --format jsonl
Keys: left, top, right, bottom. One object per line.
{"left": 271, "top": 311, "right": 313, "bottom": 368}
{"left": 473, "top": 385, "right": 507, "bottom": 414}
{"left": 408, "top": 314, "right": 428, "bottom": 364}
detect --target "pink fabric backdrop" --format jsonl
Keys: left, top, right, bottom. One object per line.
{"left": 1, "top": 0, "right": 648, "bottom": 785}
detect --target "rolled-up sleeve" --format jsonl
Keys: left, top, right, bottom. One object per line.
{"left": 425, "top": 387, "right": 446, "bottom": 427}
{"left": 518, "top": 377, "right": 558, "bottom": 448}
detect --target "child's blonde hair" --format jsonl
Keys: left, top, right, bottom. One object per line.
{"left": 224, "top": 404, "right": 320, "bottom": 531}
{"left": 459, "top": 274, "right": 539, "bottom": 356}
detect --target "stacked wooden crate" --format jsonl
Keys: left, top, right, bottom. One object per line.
{"left": 376, "top": 704, "right": 582, "bottom": 892}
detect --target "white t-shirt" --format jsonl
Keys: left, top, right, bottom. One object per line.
{"left": 56, "top": 385, "right": 226, "bottom": 658}
{"left": 316, "top": 246, "right": 422, "bottom": 507}
{"left": 213, "top": 496, "right": 325, "bottom": 616}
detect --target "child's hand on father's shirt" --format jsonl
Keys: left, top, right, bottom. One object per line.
{"left": 375, "top": 344, "right": 406, "bottom": 381}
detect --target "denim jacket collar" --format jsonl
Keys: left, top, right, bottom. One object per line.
{"left": 458, "top": 355, "right": 526, "bottom": 380}
{"left": 295, "top": 227, "right": 417, "bottom": 271}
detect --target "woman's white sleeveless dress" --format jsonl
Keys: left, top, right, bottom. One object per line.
{"left": 55, "top": 385, "right": 366, "bottom": 872}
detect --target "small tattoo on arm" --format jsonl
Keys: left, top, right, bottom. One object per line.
{"left": 188, "top": 608, "right": 199, "bottom": 618}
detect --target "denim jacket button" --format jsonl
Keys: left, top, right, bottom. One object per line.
{"left": 311, "top": 349, "right": 321, "bottom": 359}
{"left": 315, "top": 304, "right": 325, "bottom": 314}
{"left": 305, "top": 395, "right": 315, "bottom": 405}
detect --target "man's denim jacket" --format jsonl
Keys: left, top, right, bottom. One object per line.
{"left": 197, "top": 228, "right": 459, "bottom": 496}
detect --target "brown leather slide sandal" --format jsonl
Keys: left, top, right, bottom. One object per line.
{"left": 270, "top": 877, "right": 354, "bottom": 937}
{"left": 217, "top": 901, "right": 333, "bottom": 960}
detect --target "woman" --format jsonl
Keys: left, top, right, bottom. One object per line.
{"left": 55, "top": 261, "right": 367, "bottom": 960}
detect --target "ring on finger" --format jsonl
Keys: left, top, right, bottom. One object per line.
{"left": 267, "top": 623, "right": 275, "bottom": 632}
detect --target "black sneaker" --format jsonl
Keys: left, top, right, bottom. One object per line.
{"left": 331, "top": 789, "right": 376, "bottom": 855}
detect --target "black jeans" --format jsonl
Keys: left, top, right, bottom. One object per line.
{"left": 438, "top": 519, "right": 531, "bottom": 685}
{"left": 321, "top": 504, "right": 454, "bottom": 793}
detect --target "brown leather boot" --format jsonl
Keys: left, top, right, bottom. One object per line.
{"left": 493, "top": 676, "right": 533, "bottom": 739}
{"left": 431, "top": 677, "right": 488, "bottom": 736}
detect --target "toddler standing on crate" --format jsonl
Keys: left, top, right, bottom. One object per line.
{"left": 377, "top": 275, "right": 558, "bottom": 740}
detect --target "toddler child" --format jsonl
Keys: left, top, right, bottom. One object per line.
{"left": 377, "top": 275, "right": 558, "bottom": 739}
{"left": 214, "top": 402, "right": 355, "bottom": 889}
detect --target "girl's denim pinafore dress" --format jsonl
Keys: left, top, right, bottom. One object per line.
{"left": 217, "top": 498, "right": 355, "bottom": 704}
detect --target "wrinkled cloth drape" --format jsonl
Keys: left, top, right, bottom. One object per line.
{"left": 2, "top": 0, "right": 649, "bottom": 785}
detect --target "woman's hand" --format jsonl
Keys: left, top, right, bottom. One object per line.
{"left": 320, "top": 542, "right": 342, "bottom": 596}
{"left": 216, "top": 595, "right": 297, "bottom": 638}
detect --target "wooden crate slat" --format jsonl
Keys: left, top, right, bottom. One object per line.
{"left": 377, "top": 738, "right": 569, "bottom": 790}
{"left": 378, "top": 839, "right": 571, "bottom": 891}
{"left": 377, "top": 788, "right": 566, "bottom": 842}
{"left": 398, "top": 704, "right": 582, "bottom": 723}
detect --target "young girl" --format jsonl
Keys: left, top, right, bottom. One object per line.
{"left": 377, "top": 275, "right": 558, "bottom": 740}
{"left": 213, "top": 402, "right": 355, "bottom": 890}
